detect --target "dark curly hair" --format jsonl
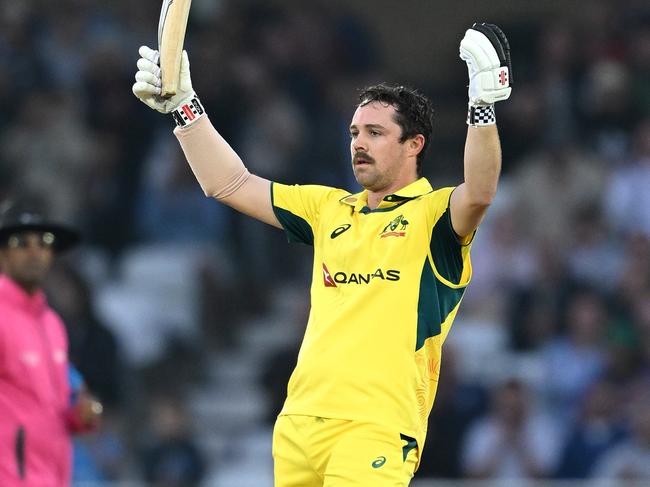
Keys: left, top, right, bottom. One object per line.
{"left": 358, "top": 83, "right": 434, "bottom": 175}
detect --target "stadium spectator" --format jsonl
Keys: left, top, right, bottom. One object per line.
{"left": 604, "top": 118, "right": 650, "bottom": 238}
{"left": 140, "top": 394, "right": 205, "bottom": 487}
{"left": 0, "top": 91, "right": 98, "bottom": 223}
{"left": 540, "top": 288, "right": 610, "bottom": 425}
{"left": 46, "top": 261, "right": 123, "bottom": 409}
{"left": 510, "top": 143, "right": 606, "bottom": 248}
{"left": 135, "top": 138, "right": 230, "bottom": 244}
{"left": 461, "top": 378, "right": 561, "bottom": 479}
{"left": 591, "top": 394, "right": 650, "bottom": 480}
{"left": 555, "top": 379, "right": 627, "bottom": 478}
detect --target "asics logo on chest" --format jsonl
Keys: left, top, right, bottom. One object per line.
{"left": 330, "top": 224, "right": 351, "bottom": 239}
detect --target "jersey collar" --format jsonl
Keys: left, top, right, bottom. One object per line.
{"left": 340, "top": 177, "right": 433, "bottom": 212}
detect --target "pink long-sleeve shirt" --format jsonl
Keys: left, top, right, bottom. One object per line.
{"left": 0, "top": 274, "right": 74, "bottom": 486}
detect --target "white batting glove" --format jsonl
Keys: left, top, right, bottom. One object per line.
{"left": 460, "top": 23, "right": 512, "bottom": 106}
{"left": 132, "top": 45, "right": 195, "bottom": 114}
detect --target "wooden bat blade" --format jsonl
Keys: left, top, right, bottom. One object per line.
{"left": 158, "top": 0, "right": 192, "bottom": 98}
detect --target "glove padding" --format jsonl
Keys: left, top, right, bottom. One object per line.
{"left": 132, "top": 46, "right": 195, "bottom": 113}
{"left": 460, "top": 23, "right": 512, "bottom": 106}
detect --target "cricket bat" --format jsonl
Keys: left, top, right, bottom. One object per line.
{"left": 158, "top": 0, "right": 192, "bottom": 98}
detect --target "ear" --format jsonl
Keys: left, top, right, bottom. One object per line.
{"left": 407, "top": 134, "right": 425, "bottom": 157}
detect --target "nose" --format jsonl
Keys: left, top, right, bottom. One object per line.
{"left": 352, "top": 133, "right": 367, "bottom": 153}
{"left": 22, "top": 243, "right": 52, "bottom": 260}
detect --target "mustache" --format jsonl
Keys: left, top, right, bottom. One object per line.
{"left": 353, "top": 152, "right": 375, "bottom": 164}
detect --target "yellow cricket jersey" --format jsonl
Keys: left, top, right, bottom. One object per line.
{"left": 271, "top": 177, "right": 473, "bottom": 459}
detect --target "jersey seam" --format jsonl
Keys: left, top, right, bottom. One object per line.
{"left": 286, "top": 415, "right": 325, "bottom": 481}
{"left": 427, "top": 253, "right": 470, "bottom": 289}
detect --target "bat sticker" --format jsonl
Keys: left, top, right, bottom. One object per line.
{"left": 158, "top": 0, "right": 175, "bottom": 47}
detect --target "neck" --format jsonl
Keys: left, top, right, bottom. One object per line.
{"left": 366, "top": 176, "right": 419, "bottom": 209}
{"left": 9, "top": 276, "right": 40, "bottom": 296}
{"left": 21, "top": 284, "right": 40, "bottom": 296}
{"left": 367, "top": 190, "right": 389, "bottom": 209}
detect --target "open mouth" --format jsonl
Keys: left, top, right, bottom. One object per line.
{"left": 354, "top": 154, "right": 374, "bottom": 166}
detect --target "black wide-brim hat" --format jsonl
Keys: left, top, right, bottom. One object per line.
{"left": 0, "top": 205, "right": 81, "bottom": 253}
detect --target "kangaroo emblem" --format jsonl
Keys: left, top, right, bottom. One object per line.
{"left": 380, "top": 215, "right": 409, "bottom": 238}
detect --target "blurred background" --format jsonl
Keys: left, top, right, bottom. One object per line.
{"left": 1, "top": 0, "right": 649, "bottom": 485}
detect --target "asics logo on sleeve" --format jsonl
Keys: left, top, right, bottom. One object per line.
{"left": 330, "top": 224, "right": 351, "bottom": 239}
{"left": 371, "top": 456, "right": 387, "bottom": 468}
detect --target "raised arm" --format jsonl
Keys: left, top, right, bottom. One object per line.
{"left": 450, "top": 23, "right": 512, "bottom": 238}
{"left": 451, "top": 124, "right": 502, "bottom": 237}
{"left": 173, "top": 115, "right": 280, "bottom": 227}
{"left": 132, "top": 46, "right": 281, "bottom": 228}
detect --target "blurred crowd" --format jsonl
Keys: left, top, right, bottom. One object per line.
{"left": 1, "top": 0, "right": 649, "bottom": 484}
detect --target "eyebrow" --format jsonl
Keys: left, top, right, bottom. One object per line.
{"left": 349, "top": 123, "right": 386, "bottom": 131}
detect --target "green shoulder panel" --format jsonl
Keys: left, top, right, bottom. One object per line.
{"left": 271, "top": 182, "right": 314, "bottom": 245}
{"left": 429, "top": 207, "right": 464, "bottom": 284}
{"left": 416, "top": 257, "right": 465, "bottom": 351}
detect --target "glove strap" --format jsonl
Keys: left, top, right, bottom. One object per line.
{"left": 172, "top": 96, "right": 205, "bottom": 128}
{"left": 467, "top": 104, "right": 496, "bottom": 126}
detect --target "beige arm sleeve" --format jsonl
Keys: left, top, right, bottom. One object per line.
{"left": 174, "top": 115, "right": 250, "bottom": 199}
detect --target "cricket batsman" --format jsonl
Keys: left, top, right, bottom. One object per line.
{"left": 133, "top": 21, "right": 512, "bottom": 486}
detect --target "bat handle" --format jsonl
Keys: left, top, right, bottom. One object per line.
{"left": 161, "top": 78, "right": 177, "bottom": 98}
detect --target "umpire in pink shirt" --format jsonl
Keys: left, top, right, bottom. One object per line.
{"left": 0, "top": 203, "right": 102, "bottom": 486}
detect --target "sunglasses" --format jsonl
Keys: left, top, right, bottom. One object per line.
{"left": 6, "top": 232, "right": 56, "bottom": 249}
